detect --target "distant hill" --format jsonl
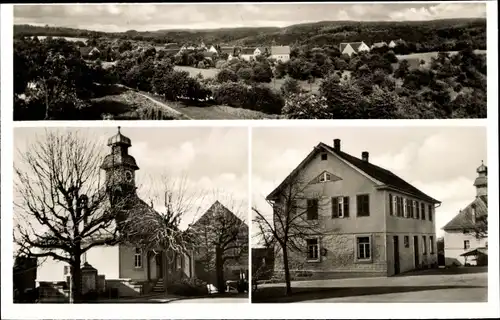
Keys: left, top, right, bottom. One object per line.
{"left": 14, "top": 18, "right": 486, "bottom": 49}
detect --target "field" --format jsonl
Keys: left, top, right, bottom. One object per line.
{"left": 396, "top": 49, "right": 487, "bottom": 68}
{"left": 174, "top": 66, "right": 219, "bottom": 78}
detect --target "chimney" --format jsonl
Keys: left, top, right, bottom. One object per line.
{"left": 362, "top": 151, "right": 369, "bottom": 162}
{"left": 333, "top": 139, "right": 341, "bottom": 151}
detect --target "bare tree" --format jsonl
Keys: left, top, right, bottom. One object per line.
{"left": 252, "top": 173, "right": 329, "bottom": 296}
{"left": 118, "top": 174, "right": 207, "bottom": 291}
{"left": 189, "top": 191, "right": 248, "bottom": 294}
{"left": 14, "top": 129, "right": 127, "bottom": 303}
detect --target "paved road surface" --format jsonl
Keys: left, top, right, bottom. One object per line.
{"left": 255, "top": 268, "right": 487, "bottom": 303}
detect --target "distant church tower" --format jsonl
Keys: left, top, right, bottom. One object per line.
{"left": 473, "top": 160, "right": 487, "bottom": 198}
{"left": 100, "top": 127, "right": 140, "bottom": 205}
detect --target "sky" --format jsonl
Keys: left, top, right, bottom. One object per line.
{"left": 13, "top": 126, "right": 249, "bottom": 230}
{"left": 252, "top": 126, "right": 488, "bottom": 243}
{"left": 14, "top": 3, "right": 487, "bottom": 32}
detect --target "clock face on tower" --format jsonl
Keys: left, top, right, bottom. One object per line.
{"left": 125, "top": 170, "right": 133, "bottom": 183}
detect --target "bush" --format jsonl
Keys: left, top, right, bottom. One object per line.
{"left": 216, "top": 68, "right": 238, "bottom": 83}
{"left": 212, "top": 82, "right": 284, "bottom": 114}
{"left": 281, "top": 77, "right": 301, "bottom": 97}
{"left": 282, "top": 93, "right": 330, "bottom": 119}
{"left": 168, "top": 278, "right": 208, "bottom": 297}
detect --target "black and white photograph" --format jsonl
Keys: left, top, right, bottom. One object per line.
{"left": 12, "top": 126, "right": 249, "bottom": 304}
{"left": 13, "top": 2, "right": 487, "bottom": 120}
{"left": 251, "top": 126, "right": 488, "bottom": 303}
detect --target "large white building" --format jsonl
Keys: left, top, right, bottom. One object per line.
{"left": 442, "top": 162, "right": 488, "bottom": 266}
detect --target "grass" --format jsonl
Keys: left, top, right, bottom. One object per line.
{"left": 141, "top": 91, "right": 279, "bottom": 120}
{"left": 89, "top": 88, "right": 185, "bottom": 120}
{"left": 174, "top": 66, "right": 219, "bottom": 78}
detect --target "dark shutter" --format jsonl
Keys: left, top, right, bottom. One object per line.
{"left": 331, "top": 197, "right": 338, "bottom": 218}
{"left": 389, "top": 194, "right": 393, "bottom": 215}
{"left": 307, "top": 199, "right": 318, "bottom": 220}
{"left": 344, "top": 196, "right": 350, "bottom": 217}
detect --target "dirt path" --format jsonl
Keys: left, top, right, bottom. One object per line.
{"left": 135, "top": 92, "right": 193, "bottom": 120}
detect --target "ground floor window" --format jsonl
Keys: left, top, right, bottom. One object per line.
{"left": 306, "top": 238, "right": 320, "bottom": 261}
{"left": 429, "top": 236, "right": 435, "bottom": 254}
{"left": 134, "top": 248, "right": 143, "bottom": 268}
{"left": 356, "top": 236, "right": 371, "bottom": 261}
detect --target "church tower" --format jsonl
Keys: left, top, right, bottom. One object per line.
{"left": 100, "top": 127, "right": 139, "bottom": 203}
{"left": 473, "top": 160, "right": 487, "bottom": 198}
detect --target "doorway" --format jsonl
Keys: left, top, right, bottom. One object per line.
{"left": 414, "top": 236, "right": 419, "bottom": 268}
{"left": 393, "top": 236, "right": 400, "bottom": 275}
{"left": 156, "top": 251, "right": 163, "bottom": 279}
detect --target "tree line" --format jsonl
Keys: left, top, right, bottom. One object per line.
{"left": 14, "top": 36, "right": 486, "bottom": 120}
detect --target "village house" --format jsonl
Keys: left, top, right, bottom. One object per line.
{"left": 371, "top": 41, "right": 388, "bottom": 49}
{"left": 208, "top": 45, "right": 218, "bottom": 53}
{"left": 254, "top": 47, "right": 268, "bottom": 57}
{"left": 271, "top": 45, "right": 291, "bottom": 62}
{"left": 35, "top": 128, "right": 194, "bottom": 299}
{"left": 388, "top": 40, "right": 397, "bottom": 48}
{"left": 239, "top": 47, "right": 257, "bottom": 61}
{"left": 189, "top": 201, "right": 249, "bottom": 289}
{"left": 219, "top": 47, "right": 236, "bottom": 60}
{"left": 339, "top": 41, "right": 371, "bottom": 56}
{"left": 442, "top": 162, "right": 488, "bottom": 266}
{"left": 267, "top": 139, "right": 440, "bottom": 279}
{"left": 79, "top": 46, "right": 100, "bottom": 60}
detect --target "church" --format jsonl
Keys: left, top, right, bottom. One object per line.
{"left": 36, "top": 128, "right": 195, "bottom": 298}
{"left": 442, "top": 161, "right": 488, "bottom": 266}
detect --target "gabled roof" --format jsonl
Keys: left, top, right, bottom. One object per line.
{"left": 80, "top": 46, "right": 93, "bottom": 56}
{"left": 266, "top": 142, "right": 439, "bottom": 204}
{"left": 255, "top": 47, "right": 268, "bottom": 53}
{"left": 372, "top": 42, "right": 388, "bottom": 48}
{"left": 190, "top": 200, "right": 248, "bottom": 229}
{"left": 442, "top": 196, "right": 488, "bottom": 231}
{"left": 271, "top": 46, "right": 290, "bottom": 55}
{"left": 220, "top": 47, "right": 235, "bottom": 55}
{"left": 240, "top": 47, "right": 256, "bottom": 55}
{"left": 340, "top": 42, "right": 366, "bottom": 53}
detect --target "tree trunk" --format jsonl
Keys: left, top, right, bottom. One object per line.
{"left": 70, "top": 255, "right": 82, "bottom": 303}
{"left": 215, "top": 246, "right": 225, "bottom": 294}
{"left": 282, "top": 246, "right": 292, "bottom": 296}
{"left": 43, "top": 80, "right": 50, "bottom": 120}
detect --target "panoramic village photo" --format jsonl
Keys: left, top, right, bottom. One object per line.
{"left": 251, "top": 126, "right": 488, "bottom": 303}
{"left": 12, "top": 126, "right": 249, "bottom": 304}
{"left": 13, "top": 2, "right": 487, "bottom": 120}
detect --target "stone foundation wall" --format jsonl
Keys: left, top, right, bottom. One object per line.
{"left": 274, "top": 233, "right": 388, "bottom": 278}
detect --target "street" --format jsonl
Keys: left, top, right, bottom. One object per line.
{"left": 96, "top": 292, "right": 249, "bottom": 304}
{"left": 253, "top": 267, "right": 488, "bottom": 303}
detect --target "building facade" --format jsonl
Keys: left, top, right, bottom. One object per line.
{"left": 267, "top": 139, "right": 440, "bottom": 279}
{"left": 36, "top": 128, "right": 194, "bottom": 298}
{"left": 443, "top": 162, "right": 488, "bottom": 266}
{"left": 271, "top": 46, "right": 291, "bottom": 62}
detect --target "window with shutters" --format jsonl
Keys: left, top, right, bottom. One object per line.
{"left": 403, "top": 198, "right": 408, "bottom": 218}
{"left": 396, "top": 196, "right": 403, "bottom": 217}
{"left": 422, "top": 236, "right": 427, "bottom": 254}
{"left": 332, "top": 196, "right": 349, "bottom": 218}
{"left": 429, "top": 236, "right": 434, "bottom": 254}
{"left": 306, "top": 238, "right": 320, "bottom": 261}
{"left": 404, "top": 236, "right": 410, "bottom": 248}
{"left": 428, "top": 205, "right": 433, "bottom": 221}
{"left": 307, "top": 199, "right": 318, "bottom": 220}
{"left": 412, "top": 200, "right": 417, "bottom": 218}
{"left": 415, "top": 201, "right": 420, "bottom": 219}
{"left": 356, "top": 194, "right": 370, "bottom": 217}
{"left": 421, "top": 203, "right": 426, "bottom": 220}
